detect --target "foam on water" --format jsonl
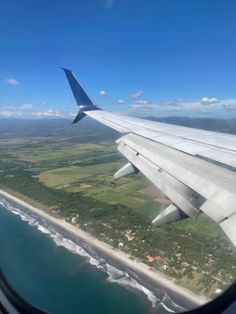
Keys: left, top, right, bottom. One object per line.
{"left": 36, "top": 224, "right": 51, "bottom": 234}
{"left": 0, "top": 197, "right": 182, "bottom": 311}
{"left": 160, "top": 302, "right": 176, "bottom": 313}
{"left": 164, "top": 294, "right": 185, "bottom": 312}
{"left": 106, "top": 269, "right": 158, "bottom": 307}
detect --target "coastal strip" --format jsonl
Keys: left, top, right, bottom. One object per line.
{"left": 0, "top": 189, "right": 208, "bottom": 310}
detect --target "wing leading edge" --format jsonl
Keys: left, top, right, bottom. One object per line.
{"left": 62, "top": 68, "right": 236, "bottom": 246}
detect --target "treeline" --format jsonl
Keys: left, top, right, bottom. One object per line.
{"left": 0, "top": 165, "right": 148, "bottom": 227}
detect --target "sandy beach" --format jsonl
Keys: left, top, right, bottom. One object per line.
{"left": 0, "top": 188, "right": 208, "bottom": 309}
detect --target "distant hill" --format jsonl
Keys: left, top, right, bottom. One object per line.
{"left": 0, "top": 116, "right": 236, "bottom": 140}
{"left": 146, "top": 116, "right": 236, "bottom": 135}
{"left": 0, "top": 118, "right": 119, "bottom": 140}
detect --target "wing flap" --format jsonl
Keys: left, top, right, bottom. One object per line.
{"left": 117, "top": 135, "right": 204, "bottom": 218}
{"left": 220, "top": 213, "right": 236, "bottom": 246}
{"left": 117, "top": 133, "right": 236, "bottom": 226}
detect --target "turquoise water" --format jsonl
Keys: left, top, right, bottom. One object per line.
{"left": 0, "top": 199, "right": 180, "bottom": 314}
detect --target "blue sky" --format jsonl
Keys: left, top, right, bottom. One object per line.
{"left": 0, "top": 0, "right": 236, "bottom": 119}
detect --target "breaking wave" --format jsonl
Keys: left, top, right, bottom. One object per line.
{"left": 0, "top": 197, "right": 183, "bottom": 312}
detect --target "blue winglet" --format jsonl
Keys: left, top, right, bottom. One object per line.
{"left": 61, "top": 68, "right": 99, "bottom": 124}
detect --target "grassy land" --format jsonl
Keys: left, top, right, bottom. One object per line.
{"left": 0, "top": 125, "right": 235, "bottom": 298}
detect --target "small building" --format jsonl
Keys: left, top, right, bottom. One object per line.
{"left": 146, "top": 255, "right": 154, "bottom": 263}
{"left": 155, "top": 256, "right": 161, "bottom": 262}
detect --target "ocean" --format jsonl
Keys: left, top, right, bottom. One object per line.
{"left": 0, "top": 198, "right": 184, "bottom": 314}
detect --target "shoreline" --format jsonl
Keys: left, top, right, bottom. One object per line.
{"left": 0, "top": 188, "right": 208, "bottom": 310}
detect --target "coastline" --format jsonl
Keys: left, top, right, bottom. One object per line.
{"left": 0, "top": 188, "right": 208, "bottom": 310}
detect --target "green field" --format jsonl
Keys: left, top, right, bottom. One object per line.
{"left": 18, "top": 140, "right": 165, "bottom": 219}
{"left": 38, "top": 162, "right": 123, "bottom": 186}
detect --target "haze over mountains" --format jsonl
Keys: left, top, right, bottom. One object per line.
{"left": 1, "top": 117, "right": 236, "bottom": 140}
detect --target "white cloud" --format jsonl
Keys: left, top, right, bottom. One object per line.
{"left": 117, "top": 99, "right": 125, "bottom": 104}
{"left": 1, "top": 96, "right": 236, "bottom": 119}
{"left": 19, "top": 104, "right": 33, "bottom": 110}
{"left": 201, "top": 109, "right": 210, "bottom": 115}
{"left": 0, "top": 110, "right": 17, "bottom": 117}
{"left": 0, "top": 104, "right": 76, "bottom": 119}
{"left": 129, "top": 99, "right": 155, "bottom": 109}
{"left": 126, "top": 96, "right": 236, "bottom": 117}
{"left": 129, "top": 104, "right": 156, "bottom": 109}
{"left": 3, "top": 78, "right": 20, "bottom": 85}
{"left": 178, "top": 97, "right": 236, "bottom": 111}
{"left": 220, "top": 98, "right": 236, "bottom": 107}
{"left": 32, "top": 109, "right": 70, "bottom": 118}
{"left": 130, "top": 91, "right": 143, "bottom": 98}
{"left": 201, "top": 97, "right": 219, "bottom": 105}
{"left": 99, "top": 90, "right": 106, "bottom": 96}
{"left": 0, "top": 106, "right": 24, "bottom": 117}
{"left": 220, "top": 103, "right": 236, "bottom": 111}
{"left": 135, "top": 100, "right": 148, "bottom": 105}
{"left": 161, "top": 101, "right": 181, "bottom": 107}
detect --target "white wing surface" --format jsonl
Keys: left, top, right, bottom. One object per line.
{"left": 62, "top": 68, "right": 236, "bottom": 246}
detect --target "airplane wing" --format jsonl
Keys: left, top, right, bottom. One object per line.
{"left": 62, "top": 68, "right": 236, "bottom": 246}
